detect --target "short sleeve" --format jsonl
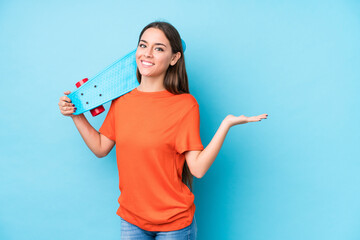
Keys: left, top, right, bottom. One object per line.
{"left": 99, "top": 101, "right": 116, "bottom": 141}
{"left": 175, "top": 104, "right": 204, "bottom": 154}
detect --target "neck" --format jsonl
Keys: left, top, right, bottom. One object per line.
{"left": 137, "top": 73, "right": 166, "bottom": 92}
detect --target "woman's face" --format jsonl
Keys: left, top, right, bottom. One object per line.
{"left": 136, "top": 27, "right": 180, "bottom": 78}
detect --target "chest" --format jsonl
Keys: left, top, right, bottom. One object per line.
{"left": 114, "top": 102, "right": 181, "bottom": 151}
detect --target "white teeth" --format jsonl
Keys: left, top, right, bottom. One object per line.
{"left": 142, "top": 61, "right": 154, "bottom": 66}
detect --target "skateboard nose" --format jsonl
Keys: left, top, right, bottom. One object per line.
{"left": 181, "top": 39, "right": 186, "bottom": 52}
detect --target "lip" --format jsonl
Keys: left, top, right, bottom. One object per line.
{"left": 141, "top": 60, "right": 154, "bottom": 64}
{"left": 141, "top": 60, "right": 154, "bottom": 67}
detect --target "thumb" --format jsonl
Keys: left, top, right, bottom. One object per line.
{"left": 64, "top": 90, "right": 71, "bottom": 95}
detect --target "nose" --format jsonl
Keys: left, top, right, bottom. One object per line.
{"left": 144, "top": 47, "right": 153, "bottom": 58}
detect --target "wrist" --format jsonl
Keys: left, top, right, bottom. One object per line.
{"left": 221, "top": 118, "right": 232, "bottom": 129}
{"left": 70, "top": 114, "right": 83, "bottom": 120}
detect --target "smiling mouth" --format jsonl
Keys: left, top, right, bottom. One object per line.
{"left": 141, "top": 60, "right": 154, "bottom": 66}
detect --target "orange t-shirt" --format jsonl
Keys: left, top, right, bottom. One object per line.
{"left": 99, "top": 87, "right": 204, "bottom": 231}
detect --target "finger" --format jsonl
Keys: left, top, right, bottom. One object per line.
{"left": 61, "top": 112, "right": 74, "bottom": 117}
{"left": 64, "top": 102, "right": 75, "bottom": 107}
{"left": 67, "top": 106, "right": 77, "bottom": 112}
{"left": 60, "top": 101, "right": 73, "bottom": 107}
{"left": 60, "top": 96, "right": 72, "bottom": 103}
{"left": 248, "top": 116, "right": 260, "bottom": 122}
{"left": 64, "top": 90, "right": 71, "bottom": 95}
{"left": 58, "top": 100, "right": 73, "bottom": 107}
{"left": 59, "top": 101, "right": 71, "bottom": 107}
{"left": 258, "top": 114, "right": 268, "bottom": 119}
{"left": 60, "top": 105, "right": 76, "bottom": 111}
{"left": 61, "top": 107, "right": 76, "bottom": 115}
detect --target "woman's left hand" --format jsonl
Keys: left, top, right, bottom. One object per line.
{"left": 224, "top": 113, "right": 268, "bottom": 128}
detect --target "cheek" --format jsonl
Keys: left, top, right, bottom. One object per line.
{"left": 157, "top": 55, "right": 172, "bottom": 67}
{"left": 135, "top": 52, "right": 143, "bottom": 67}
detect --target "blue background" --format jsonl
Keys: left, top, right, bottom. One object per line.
{"left": 1, "top": 0, "right": 359, "bottom": 239}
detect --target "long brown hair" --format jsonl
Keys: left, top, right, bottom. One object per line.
{"left": 136, "top": 21, "right": 195, "bottom": 192}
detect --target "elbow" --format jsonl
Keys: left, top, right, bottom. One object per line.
{"left": 95, "top": 151, "right": 108, "bottom": 158}
{"left": 194, "top": 174, "right": 204, "bottom": 179}
{"left": 194, "top": 174, "right": 202, "bottom": 179}
{"left": 191, "top": 162, "right": 204, "bottom": 179}
{"left": 192, "top": 170, "right": 204, "bottom": 179}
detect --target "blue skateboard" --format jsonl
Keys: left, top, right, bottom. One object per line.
{"left": 68, "top": 40, "right": 186, "bottom": 116}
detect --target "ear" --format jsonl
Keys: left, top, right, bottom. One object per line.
{"left": 170, "top": 52, "right": 181, "bottom": 66}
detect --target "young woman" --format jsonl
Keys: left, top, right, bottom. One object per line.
{"left": 58, "top": 21, "right": 268, "bottom": 240}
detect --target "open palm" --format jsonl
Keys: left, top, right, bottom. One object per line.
{"left": 224, "top": 113, "right": 268, "bottom": 127}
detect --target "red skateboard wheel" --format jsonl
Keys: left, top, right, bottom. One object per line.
{"left": 75, "top": 78, "right": 89, "bottom": 88}
{"left": 75, "top": 78, "right": 105, "bottom": 117}
{"left": 90, "top": 105, "right": 105, "bottom": 116}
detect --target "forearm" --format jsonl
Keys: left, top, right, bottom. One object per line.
{"left": 71, "top": 114, "right": 103, "bottom": 157}
{"left": 196, "top": 120, "right": 230, "bottom": 178}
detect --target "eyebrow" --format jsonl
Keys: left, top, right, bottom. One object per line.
{"left": 140, "top": 39, "right": 167, "bottom": 47}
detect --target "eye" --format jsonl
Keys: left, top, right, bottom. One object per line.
{"left": 155, "top": 47, "right": 164, "bottom": 52}
{"left": 139, "top": 43, "right": 146, "bottom": 48}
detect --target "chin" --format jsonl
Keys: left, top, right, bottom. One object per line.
{"left": 139, "top": 69, "right": 149, "bottom": 76}
{"left": 139, "top": 71, "right": 152, "bottom": 77}
{"left": 139, "top": 70, "right": 160, "bottom": 77}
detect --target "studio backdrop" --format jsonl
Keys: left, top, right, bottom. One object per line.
{"left": 1, "top": 0, "right": 359, "bottom": 239}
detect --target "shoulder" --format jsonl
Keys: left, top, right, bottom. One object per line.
{"left": 176, "top": 93, "right": 199, "bottom": 107}
{"left": 174, "top": 93, "right": 200, "bottom": 118}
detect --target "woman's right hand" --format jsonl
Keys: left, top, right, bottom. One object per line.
{"left": 58, "top": 90, "right": 77, "bottom": 117}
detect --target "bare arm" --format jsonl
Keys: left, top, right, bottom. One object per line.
{"left": 71, "top": 114, "right": 115, "bottom": 158}
{"left": 59, "top": 90, "right": 115, "bottom": 158}
{"left": 185, "top": 113, "right": 268, "bottom": 178}
{"left": 185, "top": 120, "right": 230, "bottom": 178}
